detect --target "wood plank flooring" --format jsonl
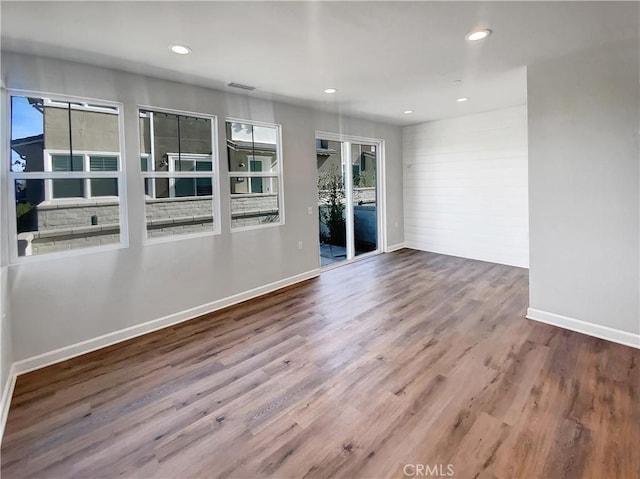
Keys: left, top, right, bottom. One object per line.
{"left": 2, "top": 250, "right": 638, "bottom": 478}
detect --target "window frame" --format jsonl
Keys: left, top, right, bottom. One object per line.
{"left": 226, "top": 117, "right": 285, "bottom": 232}
{"left": 5, "top": 89, "right": 129, "bottom": 264}
{"left": 316, "top": 130, "right": 388, "bottom": 260}
{"left": 165, "top": 153, "right": 214, "bottom": 198}
{"left": 43, "top": 149, "right": 121, "bottom": 201}
{"left": 138, "top": 105, "right": 221, "bottom": 243}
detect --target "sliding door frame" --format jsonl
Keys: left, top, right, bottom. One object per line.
{"left": 316, "top": 131, "right": 387, "bottom": 268}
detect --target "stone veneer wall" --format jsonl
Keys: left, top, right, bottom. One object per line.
{"left": 22, "top": 200, "right": 121, "bottom": 256}
{"left": 317, "top": 187, "right": 375, "bottom": 207}
{"left": 230, "top": 193, "right": 279, "bottom": 229}
{"left": 37, "top": 200, "right": 120, "bottom": 230}
{"left": 20, "top": 194, "right": 282, "bottom": 255}
{"left": 145, "top": 197, "right": 214, "bottom": 238}
{"left": 353, "top": 187, "right": 376, "bottom": 204}
{"left": 21, "top": 189, "right": 373, "bottom": 255}
{"left": 20, "top": 228, "right": 120, "bottom": 256}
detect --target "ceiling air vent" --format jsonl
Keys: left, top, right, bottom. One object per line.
{"left": 227, "top": 82, "right": 256, "bottom": 91}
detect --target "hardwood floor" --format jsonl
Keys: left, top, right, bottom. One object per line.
{"left": 2, "top": 250, "right": 638, "bottom": 479}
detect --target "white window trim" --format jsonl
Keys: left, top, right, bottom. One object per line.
{"left": 6, "top": 89, "right": 129, "bottom": 264}
{"left": 226, "top": 117, "right": 285, "bottom": 232}
{"left": 138, "top": 105, "right": 221, "bottom": 242}
{"left": 140, "top": 153, "right": 157, "bottom": 199}
{"left": 43, "top": 149, "right": 121, "bottom": 201}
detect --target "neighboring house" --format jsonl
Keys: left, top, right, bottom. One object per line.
{"left": 11, "top": 133, "right": 45, "bottom": 208}
{"left": 139, "top": 109, "right": 216, "bottom": 239}
{"left": 12, "top": 99, "right": 122, "bottom": 256}
{"left": 226, "top": 132, "right": 280, "bottom": 228}
{"left": 12, "top": 100, "right": 282, "bottom": 255}
{"left": 140, "top": 112, "right": 281, "bottom": 232}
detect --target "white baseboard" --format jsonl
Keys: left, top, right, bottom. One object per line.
{"left": 385, "top": 242, "right": 406, "bottom": 253}
{"left": 12, "top": 268, "right": 320, "bottom": 376}
{"left": 0, "top": 363, "right": 17, "bottom": 441}
{"left": 527, "top": 308, "right": 640, "bottom": 349}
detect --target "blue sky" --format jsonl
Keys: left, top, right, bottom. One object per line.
{"left": 11, "top": 96, "right": 43, "bottom": 171}
{"left": 11, "top": 96, "right": 42, "bottom": 139}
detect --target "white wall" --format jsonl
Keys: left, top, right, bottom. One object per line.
{"left": 527, "top": 39, "right": 640, "bottom": 344}
{"left": 0, "top": 267, "right": 10, "bottom": 386}
{"left": 0, "top": 266, "right": 12, "bottom": 431}
{"left": 1, "top": 52, "right": 403, "bottom": 363}
{"left": 0, "top": 89, "right": 15, "bottom": 431}
{"left": 403, "top": 106, "right": 529, "bottom": 268}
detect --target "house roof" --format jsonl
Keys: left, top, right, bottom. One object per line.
{"left": 11, "top": 134, "right": 44, "bottom": 156}
{"left": 316, "top": 147, "right": 338, "bottom": 157}
{"left": 227, "top": 139, "right": 277, "bottom": 153}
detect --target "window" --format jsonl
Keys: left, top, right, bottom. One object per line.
{"left": 46, "top": 152, "right": 120, "bottom": 199}
{"left": 316, "top": 139, "right": 329, "bottom": 149}
{"left": 139, "top": 108, "right": 218, "bottom": 240}
{"left": 226, "top": 120, "right": 283, "bottom": 230}
{"left": 167, "top": 154, "right": 213, "bottom": 197}
{"left": 8, "top": 93, "right": 125, "bottom": 259}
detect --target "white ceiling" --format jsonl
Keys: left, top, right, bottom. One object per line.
{"left": 1, "top": 1, "right": 638, "bottom": 125}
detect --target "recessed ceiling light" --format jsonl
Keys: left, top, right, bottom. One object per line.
{"left": 466, "top": 29, "right": 492, "bottom": 41}
{"left": 324, "top": 88, "right": 337, "bottom": 94}
{"left": 403, "top": 110, "right": 414, "bottom": 114}
{"left": 456, "top": 97, "right": 469, "bottom": 102}
{"left": 170, "top": 45, "right": 191, "bottom": 55}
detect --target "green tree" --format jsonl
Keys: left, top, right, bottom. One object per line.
{"left": 318, "top": 166, "right": 346, "bottom": 246}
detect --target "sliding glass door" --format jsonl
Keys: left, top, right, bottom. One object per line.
{"left": 317, "top": 136, "right": 380, "bottom": 268}
{"left": 351, "top": 143, "right": 378, "bottom": 257}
